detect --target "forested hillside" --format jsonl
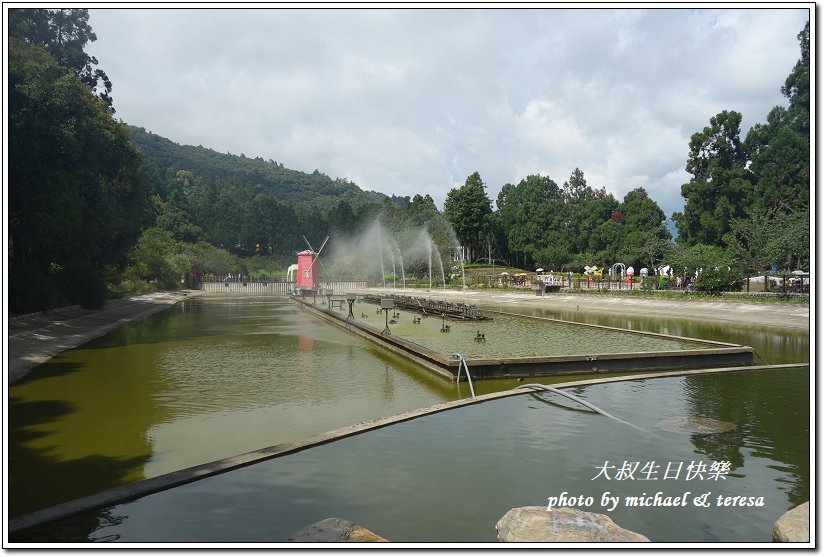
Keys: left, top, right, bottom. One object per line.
{"left": 129, "top": 126, "right": 389, "bottom": 212}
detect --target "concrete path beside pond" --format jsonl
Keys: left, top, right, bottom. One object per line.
{"left": 7, "top": 290, "right": 203, "bottom": 385}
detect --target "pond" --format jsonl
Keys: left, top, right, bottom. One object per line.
{"left": 12, "top": 368, "right": 809, "bottom": 543}
{"left": 7, "top": 294, "right": 810, "bottom": 541}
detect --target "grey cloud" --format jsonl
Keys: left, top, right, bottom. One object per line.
{"left": 88, "top": 7, "right": 809, "bottom": 218}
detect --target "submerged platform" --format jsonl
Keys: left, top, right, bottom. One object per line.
{"left": 359, "top": 293, "right": 490, "bottom": 320}
{"left": 290, "top": 295, "right": 754, "bottom": 380}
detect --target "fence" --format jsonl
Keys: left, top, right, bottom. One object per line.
{"left": 197, "top": 279, "right": 367, "bottom": 295}
{"left": 472, "top": 272, "right": 810, "bottom": 296}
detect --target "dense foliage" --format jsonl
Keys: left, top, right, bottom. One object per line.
{"left": 129, "top": 127, "right": 388, "bottom": 214}
{"left": 673, "top": 21, "right": 810, "bottom": 272}
{"left": 9, "top": 8, "right": 114, "bottom": 110}
{"left": 9, "top": 10, "right": 150, "bottom": 312}
{"left": 490, "top": 171, "right": 671, "bottom": 272}
{"left": 127, "top": 127, "right": 400, "bottom": 253}
{"left": 443, "top": 172, "right": 494, "bottom": 263}
{"left": 691, "top": 268, "right": 745, "bottom": 294}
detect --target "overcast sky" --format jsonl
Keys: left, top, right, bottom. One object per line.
{"left": 87, "top": 7, "right": 809, "bottom": 219}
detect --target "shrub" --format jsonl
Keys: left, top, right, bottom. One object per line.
{"left": 692, "top": 268, "right": 744, "bottom": 294}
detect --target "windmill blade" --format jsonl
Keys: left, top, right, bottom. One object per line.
{"left": 302, "top": 235, "right": 316, "bottom": 252}
{"left": 311, "top": 235, "right": 330, "bottom": 265}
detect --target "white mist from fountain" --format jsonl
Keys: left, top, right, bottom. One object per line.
{"left": 379, "top": 237, "right": 386, "bottom": 289}
{"left": 324, "top": 217, "right": 457, "bottom": 292}
{"left": 388, "top": 236, "right": 406, "bottom": 289}
{"left": 445, "top": 227, "right": 466, "bottom": 291}
{"left": 460, "top": 246, "right": 466, "bottom": 290}
{"left": 402, "top": 227, "right": 440, "bottom": 292}
{"left": 432, "top": 243, "right": 447, "bottom": 290}
{"left": 428, "top": 240, "right": 433, "bottom": 291}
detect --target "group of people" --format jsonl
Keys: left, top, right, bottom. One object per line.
{"left": 673, "top": 275, "right": 693, "bottom": 290}
{"left": 198, "top": 273, "right": 253, "bottom": 283}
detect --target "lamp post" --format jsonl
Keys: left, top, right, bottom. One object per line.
{"left": 441, "top": 313, "right": 450, "bottom": 333}
{"left": 381, "top": 298, "right": 395, "bottom": 334}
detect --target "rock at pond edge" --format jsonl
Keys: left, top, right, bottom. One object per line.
{"left": 772, "top": 501, "right": 809, "bottom": 543}
{"left": 496, "top": 506, "right": 650, "bottom": 543}
{"left": 285, "top": 517, "right": 388, "bottom": 542}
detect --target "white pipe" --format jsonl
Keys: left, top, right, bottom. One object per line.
{"left": 514, "top": 383, "right": 646, "bottom": 432}
{"left": 454, "top": 353, "right": 476, "bottom": 399}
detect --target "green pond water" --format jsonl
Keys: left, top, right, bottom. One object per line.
{"left": 13, "top": 369, "right": 810, "bottom": 543}
{"left": 337, "top": 303, "right": 713, "bottom": 357}
{"left": 7, "top": 294, "right": 810, "bottom": 542}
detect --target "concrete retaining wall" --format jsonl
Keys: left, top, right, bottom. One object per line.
{"left": 291, "top": 296, "right": 754, "bottom": 381}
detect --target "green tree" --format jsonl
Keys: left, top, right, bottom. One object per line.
{"left": 562, "top": 168, "right": 596, "bottom": 254}
{"left": 326, "top": 199, "right": 356, "bottom": 236}
{"left": 743, "top": 20, "right": 809, "bottom": 215}
{"left": 126, "top": 228, "right": 182, "bottom": 287}
{"left": 781, "top": 20, "right": 810, "bottom": 129}
{"left": 443, "top": 172, "right": 494, "bottom": 262}
{"left": 406, "top": 194, "right": 441, "bottom": 226}
{"left": 692, "top": 268, "right": 744, "bottom": 293}
{"left": 9, "top": 8, "right": 113, "bottom": 110}
{"left": 588, "top": 219, "right": 623, "bottom": 266}
{"left": 579, "top": 188, "right": 619, "bottom": 265}
{"left": 190, "top": 241, "right": 237, "bottom": 279}
{"left": 728, "top": 209, "right": 809, "bottom": 272}
{"left": 725, "top": 209, "right": 775, "bottom": 273}
{"left": 563, "top": 167, "right": 590, "bottom": 202}
{"left": 769, "top": 209, "right": 809, "bottom": 270}
{"left": 496, "top": 175, "right": 565, "bottom": 269}
{"left": 616, "top": 188, "right": 672, "bottom": 270}
{"left": 672, "top": 110, "right": 753, "bottom": 246}
{"left": 8, "top": 38, "right": 150, "bottom": 311}
{"left": 744, "top": 107, "right": 809, "bottom": 214}
{"left": 666, "top": 243, "right": 735, "bottom": 278}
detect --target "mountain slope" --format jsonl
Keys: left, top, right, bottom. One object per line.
{"left": 128, "top": 126, "right": 389, "bottom": 211}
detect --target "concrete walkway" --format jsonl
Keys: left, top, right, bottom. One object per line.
{"left": 7, "top": 290, "right": 202, "bottom": 385}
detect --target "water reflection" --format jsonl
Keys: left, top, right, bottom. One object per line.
{"left": 681, "top": 370, "right": 810, "bottom": 507}
{"left": 495, "top": 305, "right": 810, "bottom": 364}
{"left": 8, "top": 297, "right": 456, "bottom": 517}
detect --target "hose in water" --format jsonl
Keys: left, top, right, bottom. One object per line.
{"left": 514, "top": 383, "right": 649, "bottom": 433}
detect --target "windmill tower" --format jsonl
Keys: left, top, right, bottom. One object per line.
{"left": 297, "top": 250, "right": 319, "bottom": 288}
{"left": 297, "top": 235, "right": 329, "bottom": 289}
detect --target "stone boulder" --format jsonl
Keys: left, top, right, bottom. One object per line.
{"left": 285, "top": 517, "right": 387, "bottom": 542}
{"left": 772, "top": 502, "right": 809, "bottom": 542}
{"left": 496, "top": 506, "right": 650, "bottom": 543}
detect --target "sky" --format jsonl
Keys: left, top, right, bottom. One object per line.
{"left": 86, "top": 6, "right": 810, "bottom": 219}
